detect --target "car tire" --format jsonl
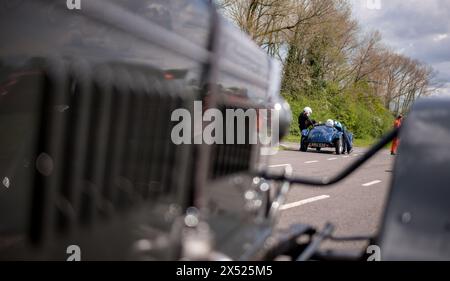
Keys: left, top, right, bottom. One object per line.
{"left": 335, "top": 136, "right": 344, "bottom": 155}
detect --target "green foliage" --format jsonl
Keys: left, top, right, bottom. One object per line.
{"left": 283, "top": 82, "right": 393, "bottom": 144}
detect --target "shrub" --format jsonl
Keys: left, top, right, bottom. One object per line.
{"left": 283, "top": 83, "right": 393, "bottom": 144}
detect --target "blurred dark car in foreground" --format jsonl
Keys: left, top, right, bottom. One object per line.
{"left": 0, "top": 0, "right": 289, "bottom": 260}
{"left": 1, "top": 0, "right": 449, "bottom": 261}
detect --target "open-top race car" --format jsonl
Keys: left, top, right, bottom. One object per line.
{"left": 300, "top": 122, "right": 353, "bottom": 154}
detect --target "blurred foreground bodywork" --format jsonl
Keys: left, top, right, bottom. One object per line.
{"left": 0, "top": 0, "right": 449, "bottom": 261}
{"left": 377, "top": 98, "right": 450, "bottom": 261}
{"left": 0, "top": 0, "right": 286, "bottom": 260}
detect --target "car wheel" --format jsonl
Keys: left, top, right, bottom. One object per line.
{"left": 335, "top": 136, "right": 344, "bottom": 155}
{"left": 300, "top": 137, "right": 309, "bottom": 152}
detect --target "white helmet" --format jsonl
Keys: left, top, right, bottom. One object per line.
{"left": 304, "top": 107, "right": 312, "bottom": 116}
{"left": 326, "top": 119, "right": 335, "bottom": 127}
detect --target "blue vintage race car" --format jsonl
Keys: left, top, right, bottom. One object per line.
{"left": 300, "top": 125, "right": 353, "bottom": 154}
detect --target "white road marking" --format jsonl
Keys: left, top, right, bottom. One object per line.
{"left": 327, "top": 158, "right": 338, "bottom": 161}
{"left": 268, "top": 164, "right": 293, "bottom": 175}
{"left": 362, "top": 180, "right": 382, "bottom": 187}
{"left": 342, "top": 156, "right": 350, "bottom": 158}
{"left": 280, "top": 195, "right": 330, "bottom": 211}
{"left": 269, "top": 164, "right": 291, "bottom": 168}
{"left": 353, "top": 154, "right": 359, "bottom": 157}
{"left": 305, "top": 160, "right": 319, "bottom": 164}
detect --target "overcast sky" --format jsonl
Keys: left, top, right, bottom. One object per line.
{"left": 350, "top": 0, "right": 450, "bottom": 96}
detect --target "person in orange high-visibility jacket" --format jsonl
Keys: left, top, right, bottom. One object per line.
{"left": 391, "top": 115, "right": 403, "bottom": 155}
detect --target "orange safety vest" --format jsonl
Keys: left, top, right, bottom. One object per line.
{"left": 391, "top": 118, "right": 403, "bottom": 154}
{"left": 394, "top": 118, "right": 402, "bottom": 129}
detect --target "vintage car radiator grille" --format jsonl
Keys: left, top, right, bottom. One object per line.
{"left": 211, "top": 143, "right": 253, "bottom": 179}
{"left": 209, "top": 107, "right": 255, "bottom": 179}
{"left": 29, "top": 60, "right": 191, "bottom": 243}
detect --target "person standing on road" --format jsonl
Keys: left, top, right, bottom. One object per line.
{"left": 298, "top": 107, "right": 314, "bottom": 131}
{"left": 298, "top": 107, "right": 315, "bottom": 151}
{"left": 391, "top": 114, "right": 403, "bottom": 155}
{"left": 334, "top": 120, "right": 353, "bottom": 154}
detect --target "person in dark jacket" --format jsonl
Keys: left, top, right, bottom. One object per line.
{"left": 299, "top": 107, "right": 315, "bottom": 150}
{"left": 298, "top": 107, "right": 314, "bottom": 131}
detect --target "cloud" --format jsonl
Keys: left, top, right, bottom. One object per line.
{"left": 350, "top": 0, "right": 450, "bottom": 96}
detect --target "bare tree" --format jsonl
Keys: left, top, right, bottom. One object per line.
{"left": 217, "top": 0, "right": 435, "bottom": 114}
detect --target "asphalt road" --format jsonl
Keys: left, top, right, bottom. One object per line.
{"left": 269, "top": 142, "right": 395, "bottom": 254}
